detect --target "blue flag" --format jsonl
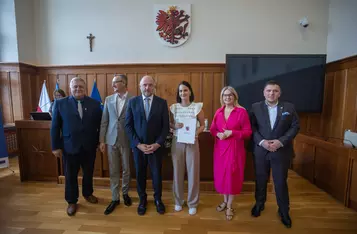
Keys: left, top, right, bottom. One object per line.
{"left": 55, "top": 81, "right": 59, "bottom": 90}
{"left": 90, "top": 81, "right": 103, "bottom": 110}
{"left": 0, "top": 106, "right": 9, "bottom": 168}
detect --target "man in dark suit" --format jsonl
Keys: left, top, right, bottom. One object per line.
{"left": 51, "top": 77, "right": 102, "bottom": 216}
{"left": 125, "top": 75, "right": 169, "bottom": 216}
{"left": 250, "top": 80, "right": 300, "bottom": 228}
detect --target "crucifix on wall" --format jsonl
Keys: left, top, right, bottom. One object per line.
{"left": 86, "top": 33, "right": 95, "bottom": 52}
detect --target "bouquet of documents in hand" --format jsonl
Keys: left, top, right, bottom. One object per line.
{"left": 177, "top": 118, "right": 197, "bottom": 144}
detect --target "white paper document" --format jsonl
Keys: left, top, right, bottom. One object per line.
{"left": 177, "top": 118, "right": 197, "bottom": 144}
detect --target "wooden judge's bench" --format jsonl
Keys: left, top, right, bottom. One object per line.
{"left": 15, "top": 120, "right": 259, "bottom": 191}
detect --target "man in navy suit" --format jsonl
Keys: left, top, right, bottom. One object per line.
{"left": 51, "top": 77, "right": 102, "bottom": 216}
{"left": 125, "top": 75, "right": 169, "bottom": 216}
{"left": 250, "top": 80, "right": 300, "bottom": 228}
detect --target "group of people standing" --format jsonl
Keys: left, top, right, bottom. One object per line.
{"left": 50, "top": 75, "right": 299, "bottom": 229}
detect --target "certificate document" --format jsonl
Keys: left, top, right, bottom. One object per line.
{"left": 177, "top": 118, "right": 197, "bottom": 144}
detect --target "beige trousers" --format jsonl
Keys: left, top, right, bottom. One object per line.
{"left": 171, "top": 137, "right": 200, "bottom": 208}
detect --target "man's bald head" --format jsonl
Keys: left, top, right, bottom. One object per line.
{"left": 140, "top": 75, "right": 155, "bottom": 97}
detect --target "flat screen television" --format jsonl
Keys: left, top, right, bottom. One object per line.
{"left": 225, "top": 54, "right": 326, "bottom": 113}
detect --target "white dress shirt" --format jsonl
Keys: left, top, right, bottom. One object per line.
{"left": 116, "top": 92, "right": 128, "bottom": 116}
{"left": 259, "top": 101, "right": 281, "bottom": 147}
{"left": 267, "top": 101, "right": 278, "bottom": 130}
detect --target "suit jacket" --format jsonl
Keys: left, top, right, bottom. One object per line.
{"left": 125, "top": 95, "right": 169, "bottom": 149}
{"left": 99, "top": 92, "right": 133, "bottom": 147}
{"left": 250, "top": 101, "right": 300, "bottom": 157}
{"left": 51, "top": 96, "right": 102, "bottom": 154}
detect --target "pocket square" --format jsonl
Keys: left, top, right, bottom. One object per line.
{"left": 282, "top": 112, "right": 290, "bottom": 116}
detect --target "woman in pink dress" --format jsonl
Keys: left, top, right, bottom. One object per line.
{"left": 210, "top": 86, "right": 252, "bottom": 220}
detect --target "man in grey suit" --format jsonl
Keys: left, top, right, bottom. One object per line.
{"left": 99, "top": 74, "right": 133, "bottom": 215}
{"left": 250, "top": 80, "right": 300, "bottom": 228}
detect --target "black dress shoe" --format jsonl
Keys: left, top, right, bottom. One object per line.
{"left": 137, "top": 199, "right": 147, "bottom": 216}
{"left": 251, "top": 203, "right": 265, "bottom": 217}
{"left": 155, "top": 200, "right": 165, "bottom": 214}
{"left": 123, "top": 194, "right": 132, "bottom": 206}
{"left": 104, "top": 200, "right": 120, "bottom": 215}
{"left": 278, "top": 210, "right": 292, "bottom": 228}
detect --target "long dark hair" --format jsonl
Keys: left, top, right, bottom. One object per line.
{"left": 176, "top": 81, "right": 195, "bottom": 103}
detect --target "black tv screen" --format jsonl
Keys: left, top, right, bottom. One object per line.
{"left": 226, "top": 54, "right": 326, "bottom": 113}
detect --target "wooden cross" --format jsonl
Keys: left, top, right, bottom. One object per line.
{"left": 86, "top": 33, "right": 95, "bottom": 52}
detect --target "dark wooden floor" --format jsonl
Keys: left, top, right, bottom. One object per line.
{"left": 1, "top": 156, "right": 357, "bottom": 234}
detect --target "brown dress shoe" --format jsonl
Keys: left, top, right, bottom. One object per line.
{"left": 67, "top": 204, "right": 77, "bottom": 216}
{"left": 84, "top": 195, "right": 98, "bottom": 204}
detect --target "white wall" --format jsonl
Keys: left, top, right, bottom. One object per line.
{"left": 14, "top": 0, "right": 36, "bottom": 65}
{"left": 326, "top": 0, "right": 357, "bottom": 62}
{"left": 0, "top": 0, "right": 19, "bottom": 62}
{"left": 33, "top": 0, "right": 329, "bottom": 66}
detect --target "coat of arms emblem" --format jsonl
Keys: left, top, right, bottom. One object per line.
{"left": 154, "top": 4, "right": 191, "bottom": 47}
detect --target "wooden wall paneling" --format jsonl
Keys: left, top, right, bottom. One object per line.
{"left": 292, "top": 140, "right": 315, "bottom": 183}
{"left": 156, "top": 73, "right": 187, "bottom": 106}
{"left": 322, "top": 73, "right": 335, "bottom": 138}
{"left": 47, "top": 74, "right": 57, "bottom": 101}
{"left": 202, "top": 72, "right": 214, "bottom": 124}
{"left": 347, "top": 149, "right": 357, "bottom": 210}
{"left": 213, "top": 72, "right": 224, "bottom": 113}
{"left": 297, "top": 113, "right": 308, "bottom": 133}
{"left": 57, "top": 74, "right": 67, "bottom": 93}
{"left": 10, "top": 72, "right": 23, "bottom": 121}
{"left": 20, "top": 73, "right": 32, "bottom": 119}
{"left": 0, "top": 71, "right": 13, "bottom": 124}
{"left": 329, "top": 70, "right": 347, "bottom": 139}
{"left": 343, "top": 67, "right": 357, "bottom": 133}
{"left": 307, "top": 114, "right": 323, "bottom": 137}
{"left": 126, "top": 73, "right": 137, "bottom": 96}
{"left": 190, "top": 72, "right": 201, "bottom": 103}
{"left": 106, "top": 73, "right": 115, "bottom": 96}
{"left": 314, "top": 145, "right": 350, "bottom": 203}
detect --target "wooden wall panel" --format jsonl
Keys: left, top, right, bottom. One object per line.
{"left": 0, "top": 63, "right": 40, "bottom": 124}
{"left": 38, "top": 64, "right": 225, "bottom": 124}
{"left": 343, "top": 67, "right": 357, "bottom": 132}
{"left": 292, "top": 141, "right": 315, "bottom": 183}
{"left": 348, "top": 149, "right": 357, "bottom": 210}
{"left": 293, "top": 134, "right": 351, "bottom": 204}
{"left": 0, "top": 71, "right": 13, "bottom": 123}
{"left": 10, "top": 72, "right": 22, "bottom": 121}
{"left": 300, "top": 55, "right": 357, "bottom": 140}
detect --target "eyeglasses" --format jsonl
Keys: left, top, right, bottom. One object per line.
{"left": 113, "top": 80, "right": 124, "bottom": 84}
{"left": 223, "top": 94, "right": 234, "bottom": 97}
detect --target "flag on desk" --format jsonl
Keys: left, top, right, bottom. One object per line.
{"left": 90, "top": 80, "right": 103, "bottom": 110}
{"left": 36, "top": 81, "right": 51, "bottom": 112}
{"left": 0, "top": 106, "right": 9, "bottom": 168}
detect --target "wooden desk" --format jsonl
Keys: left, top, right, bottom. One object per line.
{"left": 15, "top": 120, "right": 257, "bottom": 191}
{"left": 15, "top": 120, "right": 58, "bottom": 182}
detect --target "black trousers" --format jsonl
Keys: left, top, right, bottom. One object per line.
{"left": 133, "top": 149, "right": 163, "bottom": 202}
{"left": 63, "top": 147, "right": 96, "bottom": 204}
{"left": 253, "top": 151, "right": 291, "bottom": 214}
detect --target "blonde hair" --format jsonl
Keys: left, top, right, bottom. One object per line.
{"left": 220, "top": 86, "right": 240, "bottom": 107}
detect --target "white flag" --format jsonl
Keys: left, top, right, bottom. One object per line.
{"left": 36, "top": 81, "right": 51, "bottom": 112}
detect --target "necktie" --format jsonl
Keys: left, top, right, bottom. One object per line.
{"left": 144, "top": 97, "right": 150, "bottom": 120}
{"left": 78, "top": 100, "right": 83, "bottom": 119}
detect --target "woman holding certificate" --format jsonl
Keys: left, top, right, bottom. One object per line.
{"left": 169, "top": 81, "right": 205, "bottom": 216}
{"left": 210, "top": 86, "right": 252, "bottom": 220}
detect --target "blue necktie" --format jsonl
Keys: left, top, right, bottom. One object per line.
{"left": 144, "top": 97, "right": 150, "bottom": 120}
